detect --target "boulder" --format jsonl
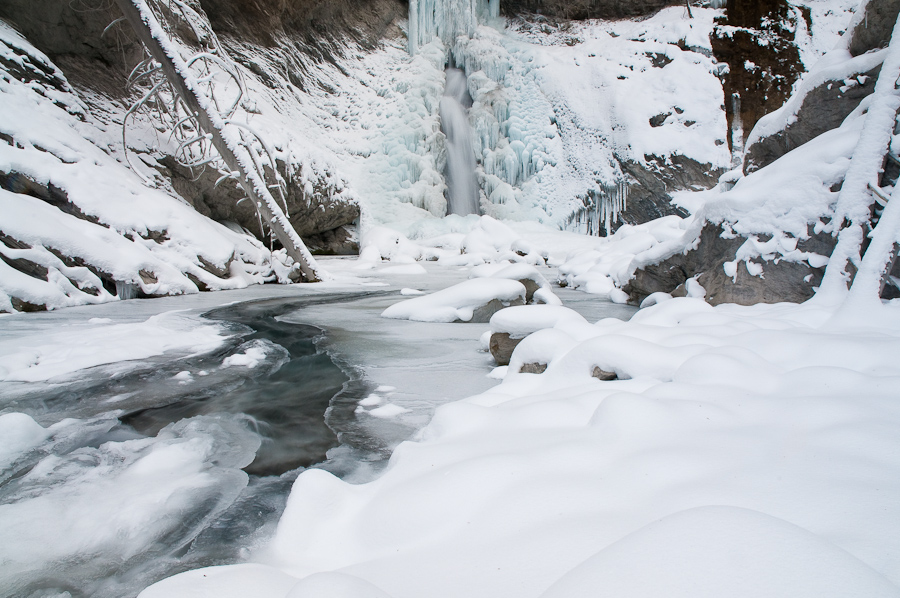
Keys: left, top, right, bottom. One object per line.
{"left": 489, "top": 332, "right": 523, "bottom": 366}
{"left": 697, "top": 259, "right": 822, "bottom": 306}
{"left": 616, "top": 155, "right": 719, "bottom": 231}
{"left": 487, "top": 305, "right": 588, "bottom": 364}
{"left": 471, "top": 298, "right": 525, "bottom": 324}
{"left": 743, "top": 65, "right": 880, "bottom": 174}
{"left": 847, "top": 0, "right": 900, "bottom": 57}
{"left": 520, "top": 362, "right": 547, "bottom": 374}
{"left": 591, "top": 366, "right": 616, "bottom": 381}
{"left": 624, "top": 223, "right": 832, "bottom": 307}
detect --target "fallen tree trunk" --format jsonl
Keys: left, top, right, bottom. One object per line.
{"left": 114, "top": 0, "right": 327, "bottom": 282}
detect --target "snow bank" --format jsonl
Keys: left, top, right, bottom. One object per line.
{"left": 541, "top": 506, "right": 899, "bottom": 598}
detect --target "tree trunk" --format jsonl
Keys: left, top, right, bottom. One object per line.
{"left": 114, "top": 0, "right": 327, "bottom": 282}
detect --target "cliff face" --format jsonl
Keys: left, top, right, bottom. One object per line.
{"left": 500, "top": 0, "right": 678, "bottom": 19}
{"left": 624, "top": 0, "right": 900, "bottom": 307}
{"left": 0, "top": 0, "right": 406, "bottom": 92}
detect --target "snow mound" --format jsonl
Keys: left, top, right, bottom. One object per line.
{"left": 382, "top": 278, "right": 526, "bottom": 322}
{"left": 489, "top": 304, "right": 587, "bottom": 337}
{"left": 540, "top": 506, "right": 900, "bottom": 598}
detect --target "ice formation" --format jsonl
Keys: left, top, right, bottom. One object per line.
{"left": 408, "top": 0, "right": 500, "bottom": 55}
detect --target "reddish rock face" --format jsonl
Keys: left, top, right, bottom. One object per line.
{"left": 710, "top": 0, "right": 803, "bottom": 155}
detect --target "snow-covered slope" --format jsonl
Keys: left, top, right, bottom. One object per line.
{"left": 0, "top": 22, "right": 277, "bottom": 312}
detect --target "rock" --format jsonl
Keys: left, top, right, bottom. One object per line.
{"left": 305, "top": 226, "right": 359, "bottom": 255}
{"left": 624, "top": 223, "right": 831, "bottom": 306}
{"left": 520, "top": 362, "right": 547, "bottom": 374}
{"left": 743, "top": 0, "right": 900, "bottom": 174}
{"left": 0, "top": 234, "right": 48, "bottom": 281}
{"left": 614, "top": 155, "right": 716, "bottom": 233}
{"left": 10, "top": 297, "right": 46, "bottom": 312}
{"left": 624, "top": 224, "right": 743, "bottom": 305}
{"left": 490, "top": 332, "right": 524, "bottom": 366}
{"left": 744, "top": 66, "right": 880, "bottom": 174}
{"left": 158, "top": 156, "right": 360, "bottom": 253}
{"left": 519, "top": 277, "right": 541, "bottom": 303}
{"left": 501, "top": 0, "right": 679, "bottom": 20}
{"left": 710, "top": 0, "right": 803, "bottom": 154}
{"left": 698, "top": 259, "right": 823, "bottom": 306}
{"left": 591, "top": 366, "right": 616, "bottom": 381}
{"left": 848, "top": 0, "right": 900, "bottom": 57}
{"left": 471, "top": 297, "right": 525, "bottom": 324}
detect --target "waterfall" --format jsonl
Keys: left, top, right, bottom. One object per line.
{"left": 440, "top": 68, "right": 480, "bottom": 216}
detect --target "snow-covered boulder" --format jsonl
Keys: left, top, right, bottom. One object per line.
{"left": 488, "top": 305, "right": 587, "bottom": 365}
{"left": 470, "top": 262, "right": 560, "bottom": 305}
{"left": 381, "top": 278, "right": 526, "bottom": 323}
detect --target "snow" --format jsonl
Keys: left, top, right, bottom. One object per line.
{"left": 382, "top": 277, "right": 525, "bottom": 322}
{"left": 489, "top": 304, "right": 587, "bottom": 337}
{"left": 221, "top": 341, "right": 269, "bottom": 368}
{"left": 0, "top": 311, "right": 227, "bottom": 382}
{"left": 146, "top": 294, "right": 900, "bottom": 598}
{"left": 5, "top": 2, "right": 900, "bottom": 597}
{"left": 540, "top": 506, "right": 900, "bottom": 598}
{"left": 366, "top": 403, "right": 412, "bottom": 419}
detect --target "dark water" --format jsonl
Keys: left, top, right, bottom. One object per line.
{"left": 0, "top": 293, "right": 381, "bottom": 598}
{"left": 122, "top": 296, "right": 357, "bottom": 475}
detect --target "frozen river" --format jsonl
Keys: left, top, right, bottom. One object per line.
{"left": 0, "top": 259, "right": 636, "bottom": 597}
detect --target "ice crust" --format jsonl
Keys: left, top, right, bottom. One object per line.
{"left": 0, "top": 413, "right": 261, "bottom": 598}
{"left": 0, "top": 311, "right": 227, "bottom": 382}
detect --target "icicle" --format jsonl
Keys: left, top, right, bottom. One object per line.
{"left": 409, "top": 0, "right": 491, "bottom": 54}
{"left": 730, "top": 93, "right": 744, "bottom": 169}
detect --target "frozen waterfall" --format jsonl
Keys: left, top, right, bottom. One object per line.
{"left": 440, "top": 68, "right": 480, "bottom": 216}
{"left": 408, "top": 0, "right": 499, "bottom": 55}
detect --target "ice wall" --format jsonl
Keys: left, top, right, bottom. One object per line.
{"left": 408, "top": 0, "right": 499, "bottom": 55}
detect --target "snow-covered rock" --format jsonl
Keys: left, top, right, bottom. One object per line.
{"left": 381, "top": 277, "right": 526, "bottom": 322}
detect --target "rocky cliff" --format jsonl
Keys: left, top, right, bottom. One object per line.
{"left": 624, "top": 0, "right": 900, "bottom": 306}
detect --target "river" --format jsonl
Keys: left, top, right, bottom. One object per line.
{"left": 0, "top": 259, "right": 636, "bottom": 598}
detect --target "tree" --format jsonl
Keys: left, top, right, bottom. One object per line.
{"left": 113, "top": 0, "right": 327, "bottom": 282}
